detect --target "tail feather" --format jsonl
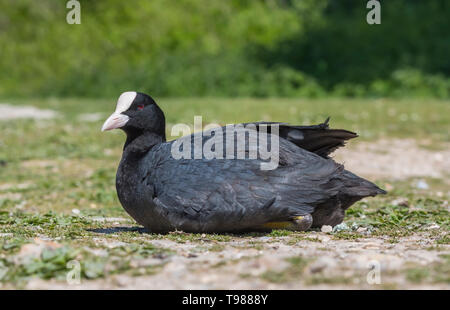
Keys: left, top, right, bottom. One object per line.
{"left": 248, "top": 118, "right": 357, "bottom": 158}
{"left": 339, "top": 170, "right": 387, "bottom": 204}
{"left": 311, "top": 169, "right": 386, "bottom": 227}
{"left": 279, "top": 118, "right": 358, "bottom": 158}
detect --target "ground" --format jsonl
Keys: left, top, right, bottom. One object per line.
{"left": 0, "top": 98, "right": 448, "bottom": 289}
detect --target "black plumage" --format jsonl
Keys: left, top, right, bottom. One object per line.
{"left": 102, "top": 92, "right": 386, "bottom": 233}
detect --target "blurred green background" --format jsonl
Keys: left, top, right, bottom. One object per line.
{"left": 1, "top": 0, "right": 449, "bottom": 98}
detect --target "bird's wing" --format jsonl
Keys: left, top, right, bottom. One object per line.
{"left": 242, "top": 118, "right": 358, "bottom": 158}
{"left": 142, "top": 127, "right": 346, "bottom": 232}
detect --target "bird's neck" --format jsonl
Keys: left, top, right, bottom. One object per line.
{"left": 123, "top": 130, "right": 166, "bottom": 156}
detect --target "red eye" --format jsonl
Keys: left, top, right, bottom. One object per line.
{"left": 137, "top": 104, "right": 144, "bottom": 111}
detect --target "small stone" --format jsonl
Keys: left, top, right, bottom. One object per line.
{"left": 71, "top": 208, "right": 80, "bottom": 215}
{"left": 356, "top": 227, "right": 368, "bottom": 233}
{"left": 337, "top": 253, "right": 348, "bottom": 259}
{"left": 234, "top": 253, "right": 244, "bottom": 259}
{"left": 415, "top": 180, "right": 429, "bottom": 190}
{"left": 391, "top": 198, "right": 409, "bottom": 207}
{"left": 426, "top": 223, "right": 440, "bottom": 230}
{"left": 317, "top": 235, "right": 330, "bottom": 242}
{"left": 321, "top": 225, "right": 333, "bottom": 233}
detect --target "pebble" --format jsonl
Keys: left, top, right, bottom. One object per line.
{"left": 426, "top": 223, "right": 440, "bottom": 230}
{"left": 321, "top": 225, "right": 333, "bottom": 233}
{"left": 391, "top": 198, "right": 409, "bottom": 207}
{"left": 71, "top": 208, "right": 80, "bottom": 215}
{"left": 356, "top": 227, "right": 368, "bottom": 233}
{"left": 318, "top": 235, "right": 331, "bottom": 242}
{"left": 415, "top": 180, "right": 429, "bottom": 190}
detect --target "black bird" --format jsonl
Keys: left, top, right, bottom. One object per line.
{"left": 102, "top": 92, "right": 385, "bottom": 233}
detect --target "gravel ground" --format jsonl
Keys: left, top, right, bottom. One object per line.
{"left": 4, "top": 138, "right": 447, "bottom": 290}
{"left": 335, "top": 139, "right": 450, "bottom": 180}
{"left": 0, "top": 104, "right": 448, "bottom": 289}
{"left": 22, "top": 231, "right": 448, "bottom": 290}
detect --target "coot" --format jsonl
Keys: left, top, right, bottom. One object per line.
{"left": 102, "top": 92, "right": 385, "bottom": 233}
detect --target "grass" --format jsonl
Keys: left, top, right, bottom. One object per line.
{"left": 342, "top": 178, "right": 450, "bottom": 238}
{"left": 405, "top": 254, "right": 450, "bottom": 284}
{"left": 260, "top": 256, "right": 310, "bottom": 283}
{"left": 0, "top": 97, "right": 449, "bottom": 287}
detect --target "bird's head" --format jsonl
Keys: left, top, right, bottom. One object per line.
{"left": 101, "top": 91, "right": 166, "bottom": 139}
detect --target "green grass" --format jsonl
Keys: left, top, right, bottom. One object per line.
{"left": 260, "top": 256, "right": 310, "bottom": 283}
{"left": 342, "top": 178, "right": 450, "bottom": 238}
{"left": 405, "top": 254, "right": 450, "bottom": 284}
{"left": 0, "top": 97, "right": 449, "bottom": 287}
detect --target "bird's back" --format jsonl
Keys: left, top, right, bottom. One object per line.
{"left": 117, "top": 127, "right": 383, "bottom": 232}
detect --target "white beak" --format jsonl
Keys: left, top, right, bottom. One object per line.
{"left": 101, "top": 112, "right": 130, "bottom": 131}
